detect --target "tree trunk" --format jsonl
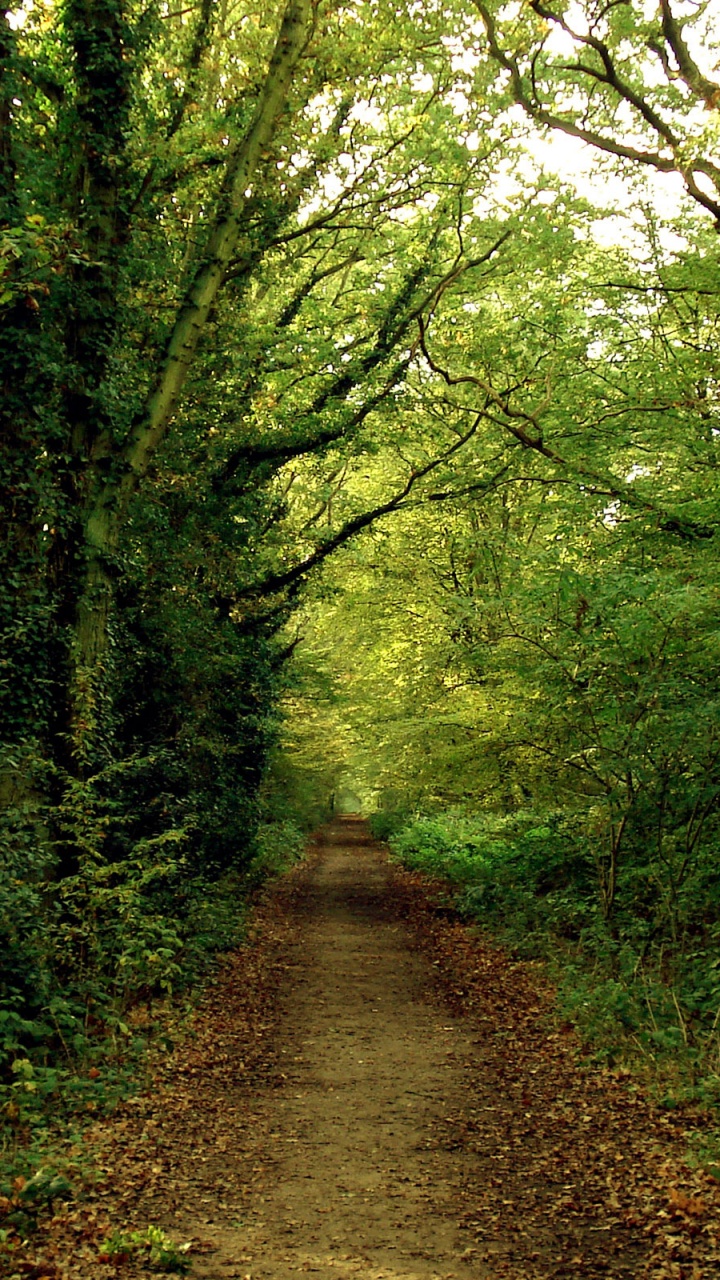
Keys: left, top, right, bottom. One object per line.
{"left": 66, "top": 0, "right": 313, "bottom": 764}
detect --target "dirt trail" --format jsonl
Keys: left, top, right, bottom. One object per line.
{"left": 193, "top": 817, "right": 483, "bottom": 1280}
{"left": 166, "top": 817, "right": 658, "bottom": 1280}
{"left": 17, "top": 818, "right": 720, "bottom": 1280}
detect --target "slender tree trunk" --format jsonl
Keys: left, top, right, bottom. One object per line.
{"left": 599, "top": 810, "right": 628, "bottom": 928}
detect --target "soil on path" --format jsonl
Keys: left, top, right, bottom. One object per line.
{"left": 191, "top": 816, "right": 485, "bottom": 1280}
{"left": 14, "top": 818, "right": 720, "bottom": 1280}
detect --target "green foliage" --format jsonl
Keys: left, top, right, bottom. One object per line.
{"left": 367, "top": 810, "right": 413, "bottom": 842}
{"left": 0, "top": 1161, "right": 74, "bottom": 1240}
{"left": 687, "top": 1129, "right": 720, "bottom": 1183}
{"left": 249, "top": 818, "right": 306, "bottom": 882}
{"left": 3, "top": 0, "right": 720, "bottom": 1151}
{"left": 0, "top": 799, "right": 308, "bottom": 1160}
{"left": 388, "top": 807, "right": 720, "bottom": 1100}
{"left": 100, "top": 1224, "right": 191, "bottom": 1273}
{"left": 388, "top": 809, "right": 594, "bottom": 939}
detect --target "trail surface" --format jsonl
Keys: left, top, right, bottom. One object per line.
{"left": 16, "top": 819, "right": 720, "bottom": 1280}
{"left": 199, "top": 817, "right": 483, "bottom": 1280}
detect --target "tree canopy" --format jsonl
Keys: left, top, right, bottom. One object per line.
{"left": 2, "top": 0, "right": 720, "bottom": 1121}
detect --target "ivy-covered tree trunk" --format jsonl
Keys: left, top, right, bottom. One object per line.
{"left": 64, "top": 0, "right": 313, "bottom": 766}
{"left": 56, "top": 0, "right": 135, "bottom": 766}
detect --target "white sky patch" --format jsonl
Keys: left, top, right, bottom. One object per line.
{"left": 602, "top": 500, "right": 621, "bottom": 528}
{"left": 297, "top": 137, "right": 380, "bottom": 223}
{"left": 410, "top": 72, "right": 434, "bottom": 95}
{"left": 288, "top": 148, "right": 312, "bottom": 174}
{"left": 305, "top": 91, "right": 344, "bottom": 132}
{"left": 519, "top": 128, "right": 692, "bottom": 252}
{"left": 448, "top": 88, "right": 472, "bottom": 117}
{"left": 472, "top": 154, "right": 525, "bottom": 218}
{"left": 529, "top": 131, "right": 625, "bottom": 206}
{"left": 448, "top": 5, "right": 716, "bottom": 246}
{"left": 588, "top": 215, "right": 634, "bottom": 250}
{"left": 347, "top": 100, "right": 385, "bottom": 131}
{"left": 543, "top": 1, "right": 590, "bottom": 55}
{"left": 691, "top": 169, "right": 720, "bottom": 202}
{"left": 298, "top": 173, "right": 346, "bottom": 222}
{"left": 441, "top": 35, "right": 483, "bottom": 76}
{"left": 6, "top": 2, "right": 32, "bottom": 29}
{"left": 626, "top": 465, "right": 652, "bottom": 482}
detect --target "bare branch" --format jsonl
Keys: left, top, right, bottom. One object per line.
{"left": 236, "top": 415, "right": 503, "bottom": 601}
{"left": 473, "top": 0, "right": 720, "bottom": 224}
{"left": 416, "top": 314, "right": 715, "bottom": 537}
{"left": 659, "top": 0, "right": 720, "bottom": 109}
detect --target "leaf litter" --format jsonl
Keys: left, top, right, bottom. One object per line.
{"left": 3, "top": 819, "right": 719, "bottom": 1280}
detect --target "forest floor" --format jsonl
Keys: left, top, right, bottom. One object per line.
{"left": 8, "top": 818, "right": 720, "bottom": 1280}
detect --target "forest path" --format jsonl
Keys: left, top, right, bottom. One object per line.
{"left": 187, "top": 816, "right": 484, "bottom": 1280}
{"left": 160, "top": 816, "right": 662, "bottom": 1280}
{"left": 25, "top": 819, "right": 719, "bottom": 1279}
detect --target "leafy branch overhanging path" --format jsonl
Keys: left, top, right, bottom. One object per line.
{"left": 21, "top": 821, "right": 720, "bottom": 1279}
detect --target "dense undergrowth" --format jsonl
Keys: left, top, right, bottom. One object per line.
{"left": 0, "top": 813, "right": 307, "bottom": 1193}
{"left": 373, "top": 809, "right": 720, "bottom": 1119}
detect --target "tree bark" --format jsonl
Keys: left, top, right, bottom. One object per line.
{"left": 67, "top": 0, "right": 313, "bottom": 764}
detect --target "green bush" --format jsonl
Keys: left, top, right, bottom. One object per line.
{"left": 100, "top": 1225, "right": 191, "bottom": 1273}
{"left": 250, "top": 819, "right": 306, "bottom": 880}
{"left": 368, "top": 810, "right": 414, "bottom": 842}
{"left": 388, "top": 807, "right": 720, "bottom": 1104}
{"left": 0, "top": 794, "right": 307, "bottom": 1161}
{"left": 388, "top": 809, "right": 594, "bottom": 940}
